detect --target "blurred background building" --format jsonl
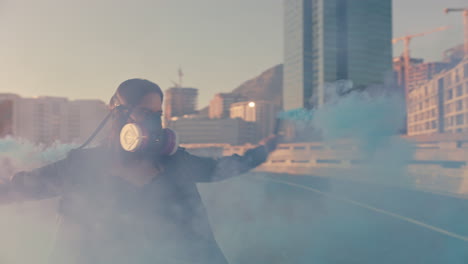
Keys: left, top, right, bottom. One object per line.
{"left": 167, "top": 117, "right": 255, "bottom": 145}
{"left": 230, "top": 100, "right": 278, "bottom": 141}
{"left": 209, "top": 93, "right": 246, "bottom": 119}
{"left": 163, "top": 87, "right": 198, "bottom": 124}
{"left": 0, "top": 94, "right": 108, "bottom": 145}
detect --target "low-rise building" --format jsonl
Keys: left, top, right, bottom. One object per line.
{"left": 167, "top": 117, "right": 256, "bottom": 145}
{"left": 407, "top": 58, "right": 468, "bottom": 135}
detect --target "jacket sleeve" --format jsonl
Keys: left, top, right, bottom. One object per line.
{"left": 175, "top": 146, "right": 269, "bottom": 183}
{"left": 3, "top": 150, "right": 76, "bottom": 202}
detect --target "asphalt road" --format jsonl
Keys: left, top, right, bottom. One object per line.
{"left": 200, "top": 172, "right": 468, "bottom": 264}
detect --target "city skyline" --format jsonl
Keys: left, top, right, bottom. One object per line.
{"left": 0, "top": 0, "right": 466, "bottom": 108}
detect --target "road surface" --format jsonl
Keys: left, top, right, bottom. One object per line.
{"left": 200, "top": 172, "right": 468, "bottom": 264}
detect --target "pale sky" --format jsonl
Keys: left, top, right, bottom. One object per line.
{"left": 0, "top": 0, "right": 466, "bottom": 108}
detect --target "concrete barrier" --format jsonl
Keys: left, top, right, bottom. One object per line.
{"left": 184, "top": 139, "right": 468, "bottom": 197}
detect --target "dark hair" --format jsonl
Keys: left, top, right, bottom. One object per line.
{"left": 110, "top": 78, "right": 163, "bottom": 108}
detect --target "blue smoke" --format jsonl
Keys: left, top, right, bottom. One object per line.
{"left": 0, "top": 137, "right": 77, "bottom": 168}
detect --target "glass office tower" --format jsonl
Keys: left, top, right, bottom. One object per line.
{"left": 283, "top": 0, "right": 392, "bottom": 110}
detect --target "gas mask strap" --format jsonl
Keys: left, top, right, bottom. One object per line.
{"left": 77, "top": 110, "right": 113, "bottom": 150}
{"left": 77, "top": 103, "right": 137, "bottom": 150}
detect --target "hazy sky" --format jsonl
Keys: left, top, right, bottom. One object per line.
{"left": 0, "top": 0, "right": 466, "bottom": 107}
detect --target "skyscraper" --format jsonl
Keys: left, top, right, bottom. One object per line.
{"left": 283, "top": 0, "right": 392, "bottom": 110}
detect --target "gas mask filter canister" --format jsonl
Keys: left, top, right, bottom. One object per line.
{"left": 120, "top": 123, "right": 179, "bottom": 156}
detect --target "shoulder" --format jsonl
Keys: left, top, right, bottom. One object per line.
{"left": 164, "top": 147, "right": 190, "bottom": 163}
{"left": 163, "top": 147, "right": 215, "bottom": 168}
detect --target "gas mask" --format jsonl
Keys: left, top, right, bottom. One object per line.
{"left": 76, "top": 104, "right": 179, "bottom": 157}
{"left": 119, "top": 111, "right": 178, "bottom": 156}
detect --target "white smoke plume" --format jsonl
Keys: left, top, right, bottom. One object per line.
{"left": 0, "top": 138, "right": 77, "bottom": 264}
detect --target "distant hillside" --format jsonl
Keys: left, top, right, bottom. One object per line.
{"left": 231, "top": 64, "right": 283, "bottom": 107}
{"left": 198, "top": 64, "right": 283, "bottom": 116}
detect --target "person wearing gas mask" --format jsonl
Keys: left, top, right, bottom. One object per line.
{"left": 0, "top": 78, "right": 278, "bottom": 264}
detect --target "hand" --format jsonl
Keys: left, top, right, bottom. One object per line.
{"left": 259, "top": 134, "right": 280, "bottom": 153}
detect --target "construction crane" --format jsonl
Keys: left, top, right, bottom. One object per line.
{"left": 444, "top": 8, "right": 468, "bottom": 58}
{"left": 392, "top": 26, "right": 450, "bottom": 95}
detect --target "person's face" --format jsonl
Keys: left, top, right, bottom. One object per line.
{"left": 119, "top": 92, "right": 163, "bottom": 123}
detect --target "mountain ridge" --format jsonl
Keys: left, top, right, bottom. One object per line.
{"left": 199, "top": 64, "right": 283, "bottom": 116}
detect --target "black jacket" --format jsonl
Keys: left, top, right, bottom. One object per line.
{"left": 8, "top": 145, "right": 269, "bottom": 264}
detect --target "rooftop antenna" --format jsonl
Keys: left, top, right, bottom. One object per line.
{"left": 178, "top": 66, "right": 184, "bottom": 87}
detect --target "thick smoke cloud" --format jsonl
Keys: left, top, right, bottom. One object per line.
{"left": 312, "top": 90, "right": 415, "bottom": 187}
{"left": 0, "top": 138, "right": 76, "bottom": 264}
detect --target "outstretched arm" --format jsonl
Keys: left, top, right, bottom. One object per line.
{"left": 0, "top": 151, "right": 75, "bottom": 204}
{"left": 175, "top": 135, "right": 278, "bottom": 183}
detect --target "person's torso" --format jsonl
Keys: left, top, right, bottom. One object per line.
{"left": 53, "top": 147, "right": 227, "bottom": 264}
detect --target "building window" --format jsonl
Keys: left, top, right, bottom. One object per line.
{"left": 431, "top": 121, "right": 437, "bottom": 129}
{"left": 464, "top": 63, "right": 468, "bottom": 78}
{"left": 456, "top": 85, "right": 463, "bottom": 97}
{"left": 447, "top": 89, "right": 453, "bottom": 100}
{"left": 456, "top": 114, "right": 464, "bottom": 125}
{"left": 456, "top": 100, "right": 463, "bottom": 111}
